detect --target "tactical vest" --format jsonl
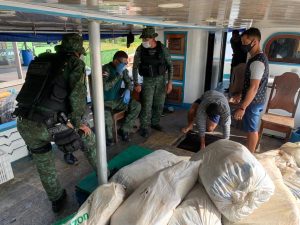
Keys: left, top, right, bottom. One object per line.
{"left": 242, "top": 52, "right": 269, "bottom": 104}
{"left": 14, "top": 52, "right": 71, "bottom": 122}
{"left": 103, "top": 62, "right": 123, "bottom": 102}
{"left": 139, "top": 41, "right": 167, "bottom": 77}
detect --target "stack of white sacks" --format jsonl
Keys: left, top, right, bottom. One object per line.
{"left": 65, "top": 140, "right": 300, "bottom": 225}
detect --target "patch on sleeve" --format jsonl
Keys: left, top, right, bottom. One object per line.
{"left": 102, "top": 71, "right": 109, "bottom": 77}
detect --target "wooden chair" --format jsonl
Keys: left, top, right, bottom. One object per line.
{"left": 112, "top": 110, "right": 125, "bottom": 143}
{"left": 258, "top": 72, "right": 300, "bottom": 144}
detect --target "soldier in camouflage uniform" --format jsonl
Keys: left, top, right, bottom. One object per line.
{"left": 15, "top": 34, "right": 98, "bottom": 213}
{"left": 103, "top": 51, "right": 141, "bottom": 145}
{"left": 133, "top": 27, "right": 173, "bottom": 137}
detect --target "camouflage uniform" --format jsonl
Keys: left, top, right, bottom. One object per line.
{"left": 133, "top": 27, "right": 173, "bottom": 129}
{"left": 16, "top": 34, "right": 97, "bottom": 202}
{"left": 103, "top": 62, "right": 141, "bottom": 140}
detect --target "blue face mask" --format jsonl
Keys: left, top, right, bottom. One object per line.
{"left": 119, "top": 62, "right": 126, "bottom": 68}
{"left": 241, "top": 40, "right": 254, "bottom": 53}
{"left": 116, "top": 62, "right": 126, "bottom": 74}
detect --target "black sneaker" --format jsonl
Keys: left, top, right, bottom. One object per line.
{"left": 63, "top": 153, "right": 78, "bottom": 165}
{"left": 106, "top": 139, "right": 115, "bottom": 147}
{"left": 139, "top": 128, "right": 149, "bottom": 138}
{"left": 118, "top": 129, "right": 130, "bottom": 142}
{"left": 52, "top": 189, "right": 67, "bottom": 213}
{"left": 151, "top": 124, "right": 163, "bottom": 131}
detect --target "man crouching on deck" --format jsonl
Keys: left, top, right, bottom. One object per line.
{"left": 194, "top": 90, "right": 231, "bottom": 150}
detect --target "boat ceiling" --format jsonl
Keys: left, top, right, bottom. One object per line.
{"left": 0, "top": 0, "right": 299, "bottom": 33}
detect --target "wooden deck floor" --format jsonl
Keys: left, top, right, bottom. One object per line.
{"left": 0, "top": 109, "right": 284, "bottom": 225}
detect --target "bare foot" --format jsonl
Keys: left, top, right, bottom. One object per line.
{"left": 181, "top": 125, "right": 193, "bottom": 134}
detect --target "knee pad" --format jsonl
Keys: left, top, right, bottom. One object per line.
{"left": 29, "top": 143, "right": 52, "bottom": 154}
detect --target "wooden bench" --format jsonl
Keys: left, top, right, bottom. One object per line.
{"left": 112, "top": 110, "right": 125, "bottom": 143}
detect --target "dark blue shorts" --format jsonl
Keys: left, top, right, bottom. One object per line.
{"left": 209, "top": 114, "right": 220, "bottom": 124}
{"left": 243, "top": 103, "right": 264, "bottom": 132}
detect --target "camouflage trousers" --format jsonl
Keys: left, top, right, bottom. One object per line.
{"left": 105, "top": 98, "right": 141, "bottom": 139}
{"left": 140, "top": 76, "right": 166, "bottom": 129}
{"left": 17, "top": 118, "right": 97, "bottom": 201}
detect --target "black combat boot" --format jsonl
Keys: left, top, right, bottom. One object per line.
{"left": 139, "top": 128, "right": 149, "bottom": 138}
{"left": 118, "top": 129, "right": 130, "bottom": 142}
{"left": 106, "top": 138, "right": 115, "bottom": 147}
{"left": 63, "top": 153, "right": 78, "bottom": 165}
{"left": 52, "top": 189, "right": 67, "bottom": 213}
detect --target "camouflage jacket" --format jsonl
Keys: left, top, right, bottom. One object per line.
{"left": 102, "top": 62, "right": 132, "bottom": 107}
{"left": 132, "top": 42, "right": 173, "bottom": 84}
{"left": 63, "top": 54, "right": 87, "bottom": 129}
{"left": 30, "top": 51, "right": 87, "bottom": 129}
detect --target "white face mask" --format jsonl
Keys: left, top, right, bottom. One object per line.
{"left": 142, "top": 41, "right": 151, "bottom": 48}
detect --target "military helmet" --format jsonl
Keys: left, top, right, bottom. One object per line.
{"left": 59, "top": 33, "right": 86, "bottom": 55}
{"left": 140, "top": 27, "right": 158, "bottom": 39}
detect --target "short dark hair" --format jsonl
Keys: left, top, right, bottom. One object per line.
{"left": 241, "top": 27, "right": 261, "bottom": 41}
{"left": 206, "top": 103, "right": 219, "bottom": 117}
{"left": 232, "top": 30, "right": 240, "bottom": 35}
{"left": 113, "top": 51, "right": 128, "bottom": 60}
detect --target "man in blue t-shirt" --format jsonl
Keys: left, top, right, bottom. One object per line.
{"left": 234, "top": 28, "right": 269, "bottom": 153}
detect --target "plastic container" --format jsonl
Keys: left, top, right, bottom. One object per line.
{"left": 290, "top": 128, "right": 300, "bottom": 143}
{"left": 21, "top": 49, "right": 33, "bottom": 66}
{"left": 0, "top": 150, "right": 14, "bottom": 185}
{"left": 0, "top": 93, "right": 17, "bottom": 124}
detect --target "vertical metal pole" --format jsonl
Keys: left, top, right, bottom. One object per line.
{"left": 88, "top": 20, "right": 108, "bottom": 184}
{"left": 12, "top": 42, "right": 23, "bottom": 80}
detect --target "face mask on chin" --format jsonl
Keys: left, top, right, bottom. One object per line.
{"left": 142, "top": 41, "right": 151, "bottom": 48}
{"left": 241, "top": 40, "right": 254, "bottom": 53}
